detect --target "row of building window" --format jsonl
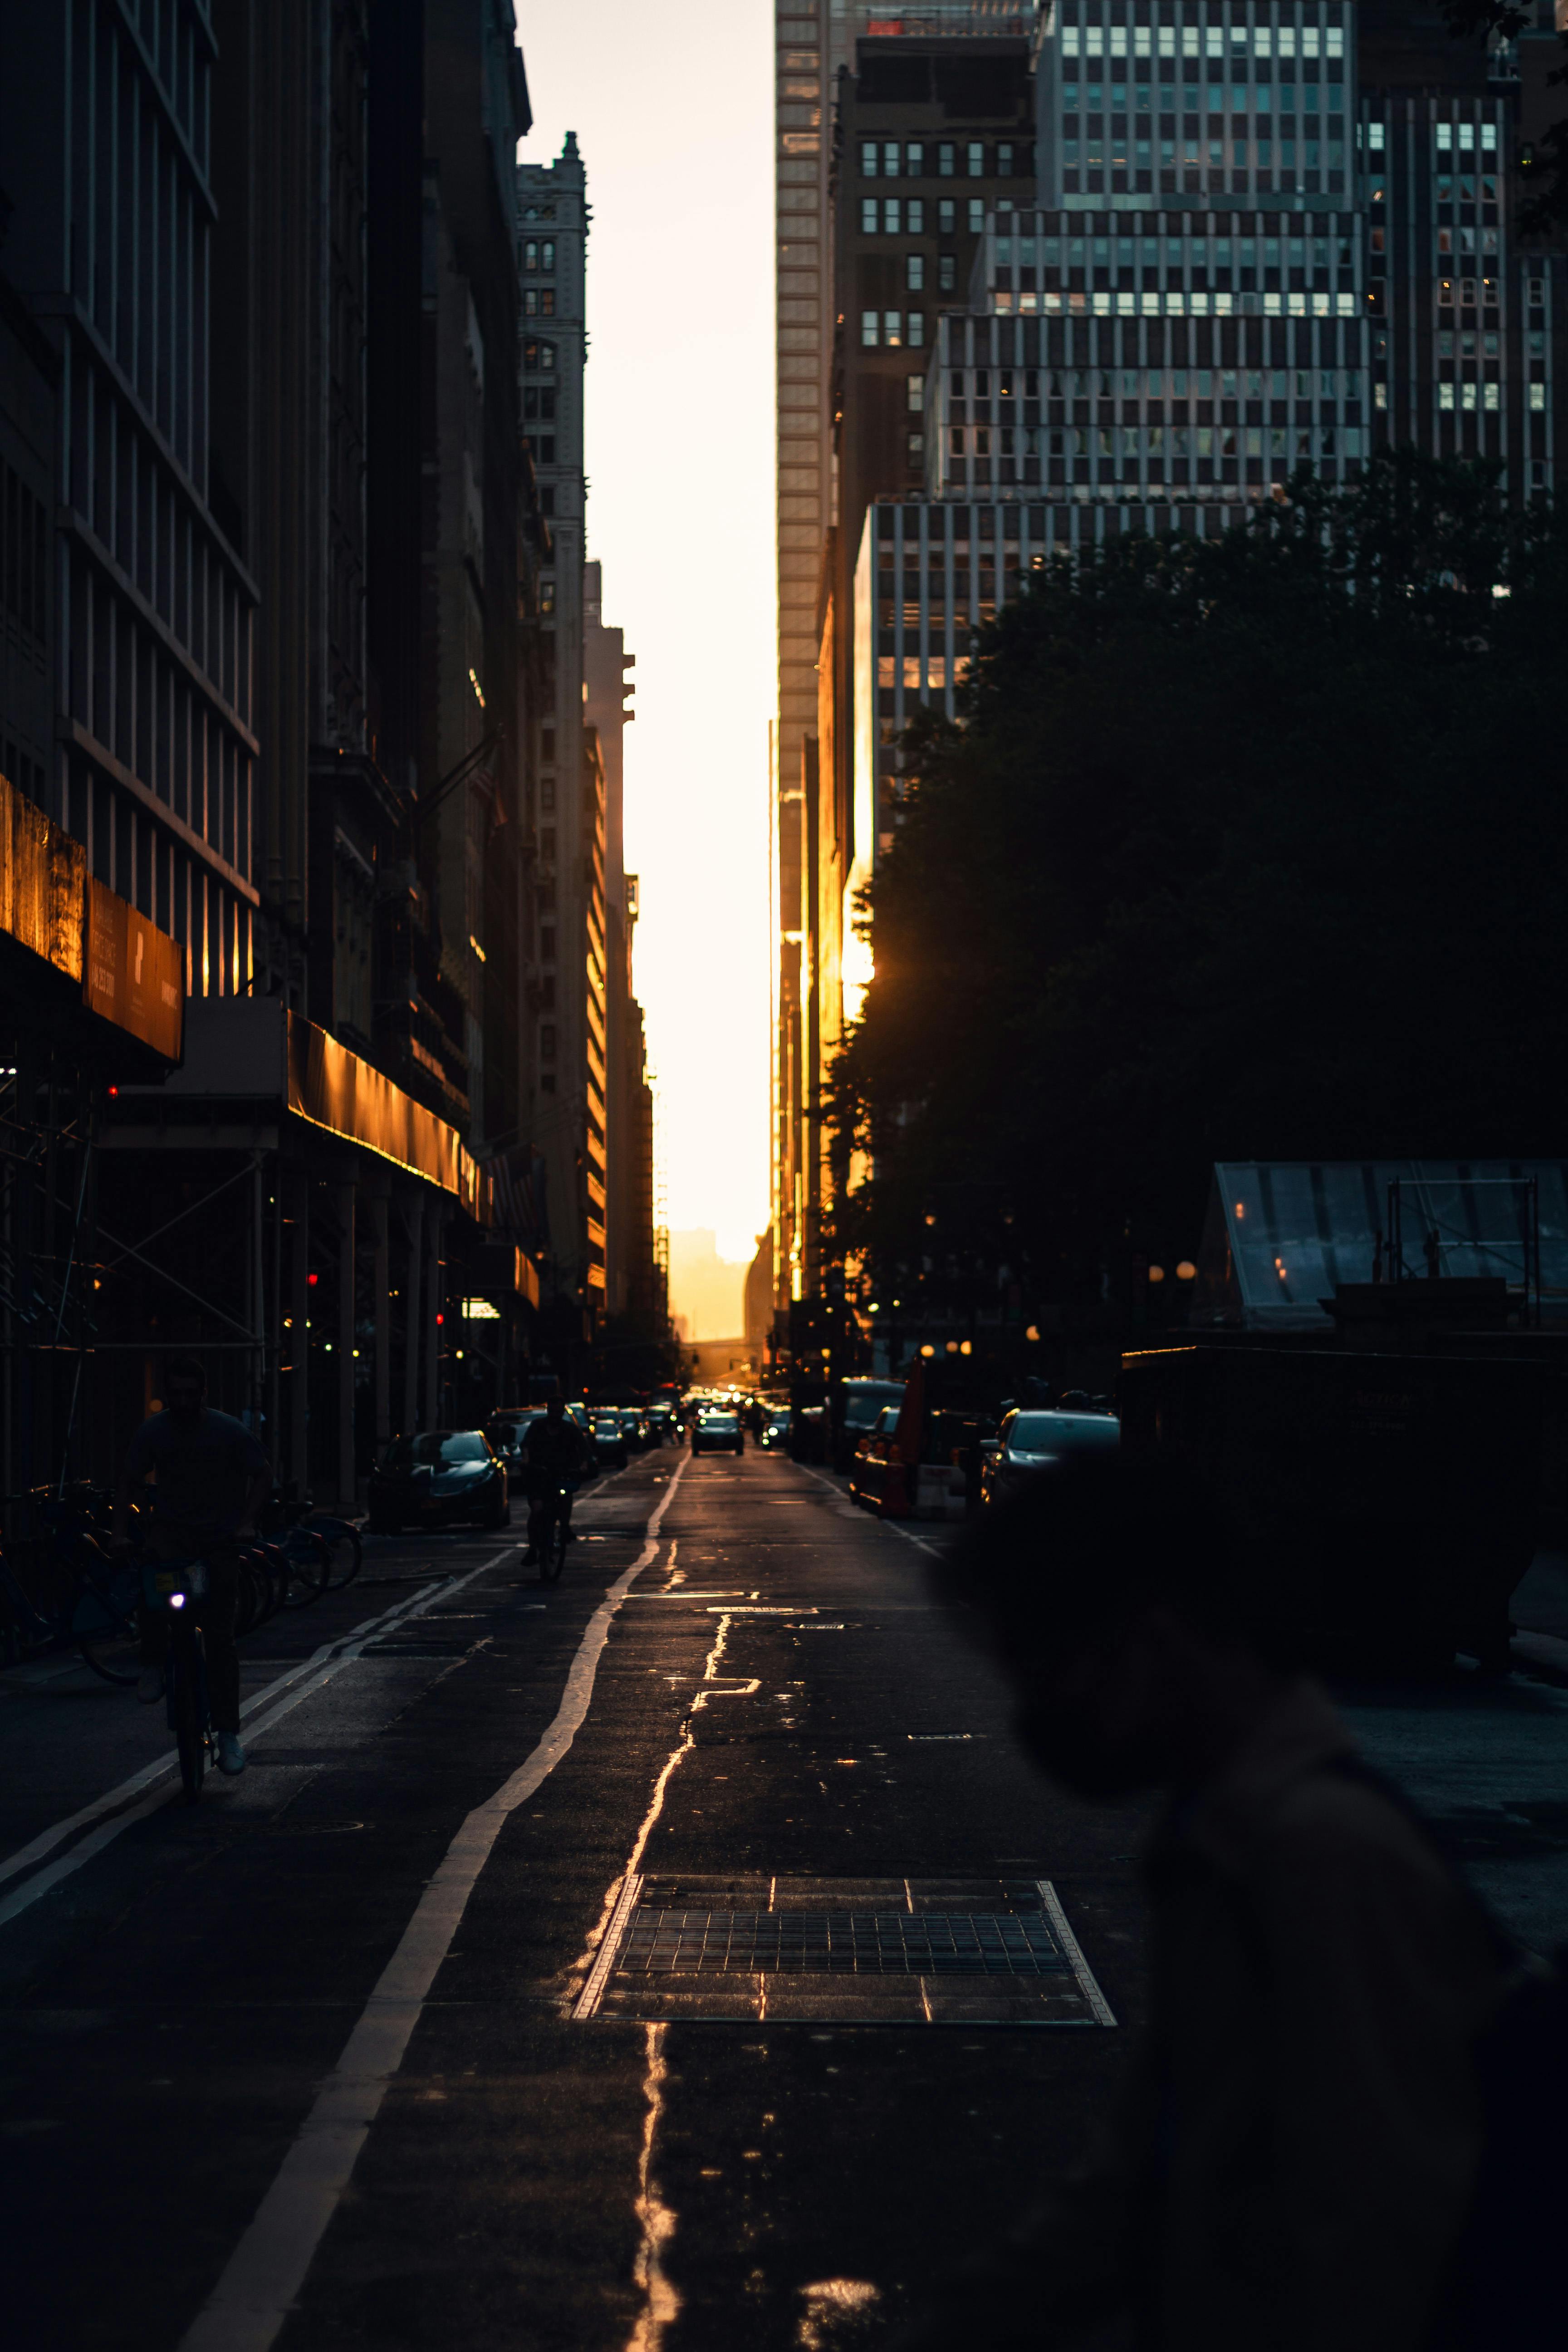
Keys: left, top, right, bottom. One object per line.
{"left": 994, "top": 289, "right": 1363, "bottom": 316}
{"left": 862, "top": 198, "right": 988, "bottom": 235}
{"left": 522, "top": 239, "right": 556, "bottom": 270}
{"left": 860, "top": 140, "right": 1021, "bottom": 179}
{"left": 1058, "top": 23, "right": 1346, "bottom": 60}
{"left": 950, "top": 367, "right": 1362, "bottom": 401}
{"left": 524, "top": 289, "right": 555, "bottom": 317}
{"left": 948, "top": 425, "right": 1371, "bottom": 460}
{"left": 1062, "top": 85, "right": 1346, "bottom": 113}
{"left": 999, "top": 233, "right": 1356, "bottom": 269}
{"left": 524, "top": 340, "right": 556, "bottom": 372}
{"left": 863, "top": 312, "right": 927, "bottom": 348}
{"left": 1062, "top": 137, "right": 1346, "bottom": 166}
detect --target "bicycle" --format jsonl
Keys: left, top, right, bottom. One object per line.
{"left": 0, "top": 1493, "right": 143, "bottom": 1684}
{"left": 256, "top": 1500, "right": 347, "bottom": 1602}
{"left": 142, "top": 1557, "right": 214, "bottom": 1803}
{"left": 531, "top": 1481, "right": 576, "bottom": 1583}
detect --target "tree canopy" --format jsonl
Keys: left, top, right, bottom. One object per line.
{"left": 827, "top": 455, "right": 1568, "bottom": 1321}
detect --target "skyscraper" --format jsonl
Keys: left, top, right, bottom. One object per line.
{"left": 781, "top": 0, "right": 1566, "bottom": 1370}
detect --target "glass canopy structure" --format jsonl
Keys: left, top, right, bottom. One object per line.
{"left": 1193, "top": 1161, "right": 1568, "bottom": 1331}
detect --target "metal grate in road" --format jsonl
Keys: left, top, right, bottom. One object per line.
{"left": 619, "top": 1909, "right": 1068, "bottom": 1977}
{"left": 573, "top": 1875, "right": 1116, "bottom": 2027}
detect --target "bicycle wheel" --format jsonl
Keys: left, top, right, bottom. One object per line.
{"left": 279, "top": 1529, "right": 330, "bottom": 1609}
{"left": 74, "top": 1563, "right": 143, "bottom": 1686}
{"left": 547, "top": 1514, "right": 568, "bottom": 1582}
{"left": 313, "top": 1520, "right": 363, "bottom": 1591}
{"left": 169, "top": 1634, "right": 206, "bottom": 1804}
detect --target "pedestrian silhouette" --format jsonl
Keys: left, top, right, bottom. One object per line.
{"left": 900, "top": 1457, "right": 1504, "bottom": 2352}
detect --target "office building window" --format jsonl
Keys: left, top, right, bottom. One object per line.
{"left": 884, "top": 311, "right": 904, "bottom": 347}
{"left": 938, "top": 142, "right": 955, "bottom": 176}
{"left": 907, "top": 312, "right": 925, "bottom": 347}
{"left": 906, "top": 198, "right": 924, "bottom": 233}
{"left": 969, "top": 200, "right": 985, "bottom": 233}
{"left": 1440, "top": 382, "right": 1456, "bottom": 410}
{"left": 939, "top": 200, "right": 956, "bottom": 235}
{"left": 906, "top": 141, "right": 923, "bottom": 175}
{"left": 861, "top": 141, "right": 878, "bottom": 177}
{"left": 939, "top": 253, "right": 956, "bottom": 291}
{"left": 998, "top": 143, "right": 1015, "bottom": 176}
{"left": 884, "top": 140, "right": 901, "bottom": 176}
{"left": 862, "top": 198, "right": 878, "bottom": 233}
{"left": 524, "top": 239, "right": 538, "bottom": 269}
{"left": 907, "top": 431, "right": 924, "bottom": 464}
{"left": 524, "top": 340, "right": 556, "bottom": 371}
{"left": 1530, "top": 382, "right": 1547, "bottom": 410}
{"left": 542, "top": 241, "right": 555, "bottom": 270}
{"left": 907, "top": 375, "right": 924, "bottom": 413}
{"left": 968, "top": 142, "right": 985, "bottom": 176}
{"left": 906, "top": 253, "right": 925, "bottom": 292}
{"left": 862, "top": 310, "right": 880, "bottom": 346}
{"left": 883, "top": 198, "right": 901, "bottom": 233}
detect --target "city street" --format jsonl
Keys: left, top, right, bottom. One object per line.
{"left": 5, "top": 1444, "right": 1568, "bottom": 2351}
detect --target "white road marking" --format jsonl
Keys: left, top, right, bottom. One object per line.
{"left": 178, "top": 1458, "right": 689, "bottom": 2352}
{"left": 0, "top": 1558, "right": 509, "bottom": 1926}
{"left": 793, "top": 1461, "right": 945, "bottom": 1558}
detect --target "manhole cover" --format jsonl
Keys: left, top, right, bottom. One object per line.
{"left": 574, "top": 1876, "right": 1115, "bottom": 2028}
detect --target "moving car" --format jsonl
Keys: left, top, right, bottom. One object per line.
{"left": 691, "top": 1410, "right": 745, "bottom": 1457}
{"left": 620, "top": 1409, "right": 651, "bottom": 1450}
{"left": 646, "top": 1405, "right": 676, "bottom": 1446}
{"left": 590, "top": 1411, "right": 630, "bottom": 1470}
{"left": 487, "top": 1409, "right": 547, "bottom": 1494}
{"left": 368, "top": 1430, "right": 510, "bottom": 1533}
{"left": 979, "top": 1407, "right": 1120, "bottom": 1508}
{"left": 757, "top": 1409, "right": 792, "bottom": 1451}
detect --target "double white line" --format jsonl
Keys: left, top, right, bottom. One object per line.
{"left": 0, "top": 1555, "right": 508, "bottom": 1931}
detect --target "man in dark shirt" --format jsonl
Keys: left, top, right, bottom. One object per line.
{"left": 113, "top": 1355, "right": 271, "bottom": 1776}
{"left": 519, "top": 1397, "right": 587, "bottom": 1567}
{"left": 901, "top": 1457, "right": 1499, "bottom": 2352}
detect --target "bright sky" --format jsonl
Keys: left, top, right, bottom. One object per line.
{"left": 515, "top": 1, "right": 775, "bottom": 1270}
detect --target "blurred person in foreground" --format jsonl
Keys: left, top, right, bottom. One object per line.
{"left": 904, "top": 1454, "right": 1499, "bottom": 2352}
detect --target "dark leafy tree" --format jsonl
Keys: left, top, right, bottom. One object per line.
{"left": 826, "top": 454, "right": 1568, "bottom": 1320}
{"left": 1437, "top": 1, "right": 1568, "bottom": 235}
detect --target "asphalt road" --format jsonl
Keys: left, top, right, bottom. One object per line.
{"left": 5, "top": 1449, "right": 1568, "bottom": 2352}
{"left": 0, "top": 1447, "right": 1147, "bottom": 2352}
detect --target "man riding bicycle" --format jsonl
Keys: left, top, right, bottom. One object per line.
{"left": 113, "top": 1355, "right": 271, "bottom": 1777}
{"left": 519, "top": 1396, "right": 587, "bottom": 1569}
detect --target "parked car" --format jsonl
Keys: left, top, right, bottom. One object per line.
{"left": 692, "top": 1410, "right": 745, "bottom": 1457}
{"left": 848, "top": 1403, "right": 902, "bottom": 1507}
{"left": 979, "top": 1407, "right": 1120, "bottom": 1508}
{"left": 757, "top": 1409, "right": 792, "bottom": 1452}
{"left": 833, "top": 1378, "right": 908, "bottom": 1473}
{"left": 368, "top": 1430, "right": 510, "bottom": 1533}
{"left": 589, "top": 1411, "right": 629, "bottom": 1470}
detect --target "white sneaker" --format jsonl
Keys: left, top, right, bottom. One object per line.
{"left": 136, "top": 1667, "right": 164, "bottom": 1705}
{"left": 216, "top": 1733, "right": 246, "bottom": 1776}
